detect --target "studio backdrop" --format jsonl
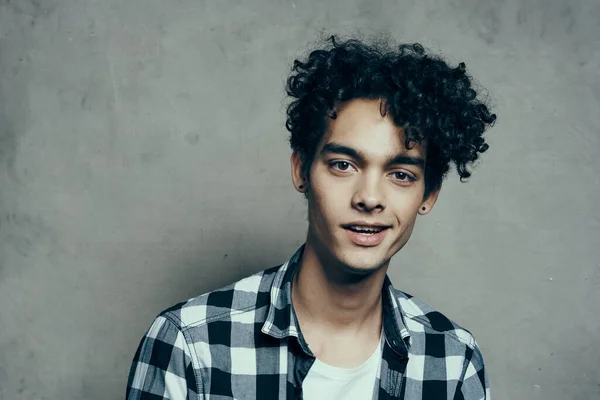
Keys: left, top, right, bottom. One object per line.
{"left": 0, "top": 0, "right": 598, "bottom": 399}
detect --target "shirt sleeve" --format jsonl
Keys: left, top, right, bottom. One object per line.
{"left": 455, "top": 342, "right": 490, "bottom": 400}
{"left": 126, "top": 315, "right": 201, "bottom": 400}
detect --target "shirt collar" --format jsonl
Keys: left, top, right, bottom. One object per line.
{"left": 382, "top": 275, "right": 411, "bottom": 356}
{"left": 261, "top": 244, "right": 411, "bottom": 356}
{"left": 261, "top": 244, "right": 305, "bottom": 340}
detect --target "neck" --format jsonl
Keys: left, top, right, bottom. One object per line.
{"left": 292, "top": 240, "right": 388, "bottom": 334}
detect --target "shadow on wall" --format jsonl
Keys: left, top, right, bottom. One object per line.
{"left": 163, "top": 224, "right": 305, "bottom": 303}
{"left": 0, "top": 74, "right": 25, "bottom": 186}
{"left": 0, "top": 0, "right": 62, "bottom": 185}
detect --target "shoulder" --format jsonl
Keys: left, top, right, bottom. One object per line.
{"left": 158, "top": 264, "right": 282, "bottom": 331}
{"left": 391, "top": 287, "right": 480, "bottom": 352}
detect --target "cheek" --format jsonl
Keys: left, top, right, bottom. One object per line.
{"left": 306, "top": 189, "right": 326, "bottom": 227}
{"left": 400, "top": 216, "right": 417, "bottom": 237}
{"left": 308, "top": 191, "right": 334, "bottom": 226}
{"left": 390, "top": 199, "right": 421, "bottom": 229}
{"left": 308, "top": 184, "right": 347, "bottom": 228}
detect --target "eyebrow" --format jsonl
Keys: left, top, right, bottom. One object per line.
{"left": 320, "top": 142, "right": 425, "bottom": 169}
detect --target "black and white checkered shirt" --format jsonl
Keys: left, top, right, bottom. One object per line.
{"left": 126, "top": 245, "right": 490, "bottom": 399}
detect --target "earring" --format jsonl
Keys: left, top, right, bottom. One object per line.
{"left": 299, "top": 185, "right": 304, "bottom": 190}
{"left": 421, "top": 207, "right": 426, "bottom": 211}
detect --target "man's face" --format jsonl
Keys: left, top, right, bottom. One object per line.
{"left": 292, "top": 98, "right": 439, "bottom": 275}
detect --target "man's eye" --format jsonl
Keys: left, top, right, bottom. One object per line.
{"left": 331, "top": 161, "right": 352, "bottom": 171}
{"left": 392, "top": 172, "right": 415, "bottom": 181}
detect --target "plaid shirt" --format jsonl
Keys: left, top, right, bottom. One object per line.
{"left": 126, "top": 245, "right": 490, "bottom": 399}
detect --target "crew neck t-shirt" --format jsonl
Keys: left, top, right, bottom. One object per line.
{"left": 302, "top": 331, "right": 384, "bottom": 400}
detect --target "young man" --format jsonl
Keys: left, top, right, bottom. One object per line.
{"left": 127, "top": 36, "right": 497, "bottom": 399}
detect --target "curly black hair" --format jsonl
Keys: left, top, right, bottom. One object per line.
{"left": 285, "top": 36, "right": 497, "bottom": 198}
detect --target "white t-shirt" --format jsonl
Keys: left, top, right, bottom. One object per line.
{"left": 302, "top": 331, "right": 384, "bottom": 400}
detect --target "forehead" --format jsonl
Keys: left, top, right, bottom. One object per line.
{"left": 320, "top": 98, "right": 426, "bottom": 158}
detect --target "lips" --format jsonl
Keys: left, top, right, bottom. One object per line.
{"left": 342, "top": 222, "right": 391, "bottom": 246}
{"left": 346, "top": 226, "right": 385, "bottom": 233}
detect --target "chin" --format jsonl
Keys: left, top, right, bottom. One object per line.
{"left": 336, "top": 248, "right": 388, "bottom": 275}
{"left": 309, "top": 229, "right": 392, "bottom": 275}
{"left": 343, "top": 264, "right": 383, "bottom": 276}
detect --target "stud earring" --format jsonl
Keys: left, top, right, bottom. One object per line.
{"left": 421, "top": 207, "right": 426, "bottom": 211}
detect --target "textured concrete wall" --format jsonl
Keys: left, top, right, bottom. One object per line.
{"left": 0, "top": 0, "right": 598, "bottom": 398}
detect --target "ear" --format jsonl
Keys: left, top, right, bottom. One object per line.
{"left": 418, "top": 188, "right": 441, "bottom": 216}
{"left": 290, "top": 151, "right": 307, "bottom": 193}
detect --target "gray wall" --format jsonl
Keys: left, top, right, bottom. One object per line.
{"left": 1, "top": 0, "right": 599, "bottom": 398}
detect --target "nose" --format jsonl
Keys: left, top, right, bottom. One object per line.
{"left": 351, "top": 172, "right": 386, "bottom": 213}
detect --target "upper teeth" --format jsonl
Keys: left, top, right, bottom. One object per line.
{"left": 351, "top": 226, "right": 382, "bottom": 232}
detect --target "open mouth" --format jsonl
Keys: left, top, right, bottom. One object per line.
{"left": 345, "top": 226, "right": 387, "bottom": 234}
{"left": 342, "top": 224, "right": 391, "bottom": 246}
